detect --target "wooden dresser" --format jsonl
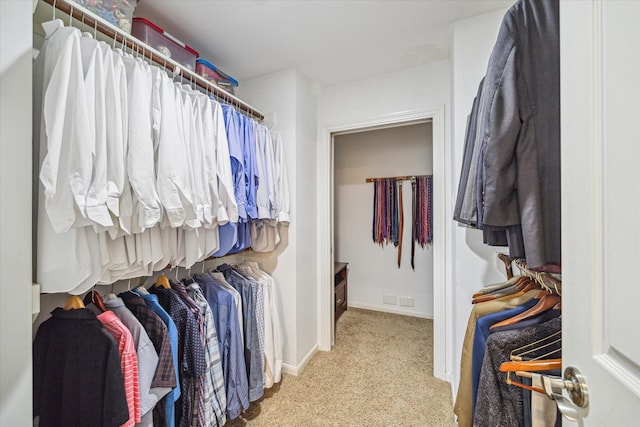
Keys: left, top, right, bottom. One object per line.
{"left": 334, "top": 262, "right": 349, "bottom": 322}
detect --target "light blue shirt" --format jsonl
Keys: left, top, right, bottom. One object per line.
{"left": 136, "top": 290, "right": 181, "bottom": 427}
{"left": 217, "top": 264, "right": 264, "bottom": 402}
{"left": 212, "top": 105, "right": 245, "bottom": 257}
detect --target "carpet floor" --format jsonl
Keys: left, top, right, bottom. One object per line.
{"left": 227, "top": 307, "right": 454, "bottom": 426}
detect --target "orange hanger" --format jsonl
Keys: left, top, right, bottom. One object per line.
{"left": 156, "top": 272, "right": 171, "bottom": 289}
{"left": 501, "top": 359, "right": 562, "bottom": 395}
{"left": 499, "top": 358, "right": 562, "bottom": 373}
{"left": 472, "top": 277, "right": 534, "bottom": 304}
{"left": 490, "top": 293, "right": 561, "bottom": 330}
{"left": 64, "top": 295, "right": 85, "bottom": 310}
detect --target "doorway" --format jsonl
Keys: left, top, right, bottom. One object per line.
{"left": 333, "top": 122, "right": 434, "bottom": 319}
{"left": 317, "top": 106, "right": 448, "bottom": 381}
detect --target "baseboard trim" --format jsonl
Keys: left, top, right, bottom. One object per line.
{"left": 348, "top": 302, "right": 434, "bottom": 319}
{"left": 281, "top": 343, "right": 319, "bottom": 376}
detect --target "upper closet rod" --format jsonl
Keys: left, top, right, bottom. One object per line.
{"left": 41, "top": 0, "right": 265, "bottom": 121}
{"left": 365, "top": 174, "right": 431, "bottom": 183}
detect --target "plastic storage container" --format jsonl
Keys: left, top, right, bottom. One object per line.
{"left": 195, "top": 59, "right": 239, "bottom": 95}
{"left": 131, "top": 17, "right": 199, "bottom": 70}
{"left": 71, "top": 0, "right": 138, "bottom": 33}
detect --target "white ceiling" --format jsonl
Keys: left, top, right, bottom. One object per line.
{"left": 134, "top": 0, "right": 514, "bottom": 88}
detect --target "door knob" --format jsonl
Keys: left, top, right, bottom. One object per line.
{"left": 541, "top": 366, "right": 589, "bottom": 421}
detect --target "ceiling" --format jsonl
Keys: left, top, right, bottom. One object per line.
{"left": 133, "top": 1, "right": 513, "bottom": 89}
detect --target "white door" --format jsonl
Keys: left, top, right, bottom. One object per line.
{"left": 561, "top": 0, "right": 640, "bottom": 425}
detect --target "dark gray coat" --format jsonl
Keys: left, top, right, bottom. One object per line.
{"left": 478, "top": 0, "right": 560, "bottom": 268}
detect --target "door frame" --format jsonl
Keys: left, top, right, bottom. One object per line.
{"left": 317, "top": 106, "right": 448, "bottom": 380}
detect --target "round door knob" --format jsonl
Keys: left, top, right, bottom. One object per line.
{"left": 564, "top": 366, "right": 589, "bottom": 409}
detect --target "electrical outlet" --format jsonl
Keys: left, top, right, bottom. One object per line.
{"left": 399, "top": 296, "right": 415, "bottom": 307}
{"left": 383, "top": 294, "right": 397, "bottom": 305}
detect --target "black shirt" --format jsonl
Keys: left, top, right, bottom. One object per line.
{"left": 33, "top": 308, "right": 129, "bottom": 427}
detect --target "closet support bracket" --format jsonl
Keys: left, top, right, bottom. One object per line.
{"left": 32, "top": 283, "right": 41, "bottom": 322}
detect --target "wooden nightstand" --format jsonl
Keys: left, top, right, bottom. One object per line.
{"left": 334, "top": 262, "right": 348, "bottom": 322}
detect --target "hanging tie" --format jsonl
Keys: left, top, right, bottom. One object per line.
{"left": 397, "top": 181, "right": 404, "bottom": 268}
{"left": 411, "top": 178, "right": 417, "bottom": 270}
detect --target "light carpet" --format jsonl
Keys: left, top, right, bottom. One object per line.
{"left": 227, "top": 307, "right": 454, "bottom": 426}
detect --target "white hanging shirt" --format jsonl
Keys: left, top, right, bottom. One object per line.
{"left": 123, "top": 56, "right": 161, "bottom": 230}
{"left": 272, "top": 133, "right": 290, "bottom": 223}
{"left": 153, "top": 68, "right": 193, "bottom": 228}
{"left": 212, "top": 100, "right": 237, "bottom": 224}
{"left": 79, "top": 35, "right": 112, "bottom": 229}
{"left": 35, "top": 22, "right": 105, "bottom": 294}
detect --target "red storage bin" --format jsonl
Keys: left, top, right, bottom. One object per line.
{"left": 131, "top": 17, "right": 199, "bottom": 70}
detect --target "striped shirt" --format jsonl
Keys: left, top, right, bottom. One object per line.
{"left": 98, "top": 310, "right": 141, "bottom": 427}
{"left": 187, "top": 282, "right": 228, "bottom": 426}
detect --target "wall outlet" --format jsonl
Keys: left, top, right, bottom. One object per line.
{"left": 383, "top": 294, "right": 397, "bottom": 305}
{"left": 399, "top": 296, "right": 415, "bottom": 307}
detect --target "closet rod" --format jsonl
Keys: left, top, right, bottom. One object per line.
{"left": 42, "top": 0, "right": 265, "bottom": 121}
{"left": 365, "top": 174, "right": 431, "bottom": 183}
{"left": 160, "top": 248, "right": 254, "bottom": 271}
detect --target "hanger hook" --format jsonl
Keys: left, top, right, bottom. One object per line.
{"left": 68, "top": 5, "right": 74, "bottom": 26}
{"left": 94, "top": 19, "right": 98, "bottom": 39}
{"left": 127, "top": 278, "right": 132, "bottom": 291}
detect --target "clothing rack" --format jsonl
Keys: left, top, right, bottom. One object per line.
{"left": 500, "top": 254, "right": 562, "bottom": 295}
{"left": 41, "top": 0, "right": 265, "bottom": 121}
{"left": 365, "top": 174, "right": 431, "bottom": 183}
{"left": 160, "top": 248, "right": 254, "bottom": 272}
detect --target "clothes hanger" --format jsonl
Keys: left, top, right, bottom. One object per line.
{"left": 472, "top": 275, "right": 522, "bottom": 298}
{"left": 493, "top": 278, "right": 543, "bottom": 302}
{"left": 509, "top": 330, "right": 562, "bottom": 362}
{"left": 105, "top": 282, "right": 117, "bottom": 301}
{"left": 471, "top": 276, "right": 535, "bottom": 304}
{"left": 83, "top": 288, "right": 107, "bottom": 312}
{"left": 156, "top": 270, "right": 171, "bottom": 289}
{"left": 64, "top": 295, "right": 85, "bottom": 310}
{"left": 500, "top": 358, "right": 562, "bottom": 373}
{"left": 490, "top": 293, "right": 562, "bottom": 330}
{"left": 500, "top": 331, "right": 562, "bottom": 394}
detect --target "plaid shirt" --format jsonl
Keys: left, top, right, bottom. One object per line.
{"left": 187, "top": 282, "right": 228, "bottom": 427}
{"left": 172, "top": 280, "right": 208, "bottom": 427}
{"left": 150, "top": 286, "right": 207, "bottom": 427}
{"left": 120, "top": 293, "right": 177, "bottom": 389}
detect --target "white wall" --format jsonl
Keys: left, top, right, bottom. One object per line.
{"left": 294, "top": 73, "right": 319, "bottom": 359}
{"left": 236, "top": 68, "right": 318, "bottom": 370}
{"left": 334, "top": 123, "right": 434, "bottom": 317}
{"left": 0, "top": 1, "right": 33, "bottom": 425}
{"left": 449, "top": 7, "right": 512, "bottom": 396}
{"left": 318, "top": 61, "right": 450, "bottom": 127}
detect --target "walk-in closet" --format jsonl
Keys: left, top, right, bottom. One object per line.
{"left": 1, "top": 0, "right": 639, "bottom": 425}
